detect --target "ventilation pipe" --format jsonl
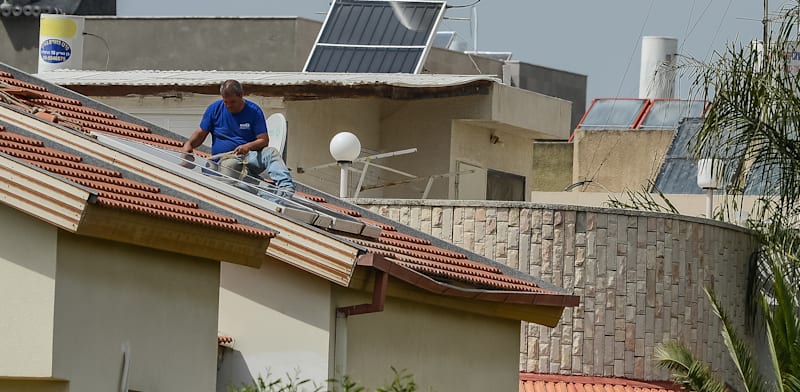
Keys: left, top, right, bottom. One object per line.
{"left": 638, "top": 36, "right": 678, "bottom": 99}
{"left": 38, "top": 13, "right": 85, "bottom": 73}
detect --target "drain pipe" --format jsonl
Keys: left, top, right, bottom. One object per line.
{"left": 337, "top": 269, "right": 388, "bottom": 316}
{"left": 333, "top": 263, "right": 389, "bottom": 380}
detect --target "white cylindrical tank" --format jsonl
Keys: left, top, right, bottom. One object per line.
{"left": 697, "top": 158, "right": 722, "bottom": 190}
{"left": 639, "top": 36, "right": 678, "bottom": 99}
{"left": 38, "top": 14, "right": 85, "bottom": 73}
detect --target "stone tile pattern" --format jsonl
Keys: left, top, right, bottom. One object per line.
{"left": 359, "top": 201, "right": 754, "bottom": 384}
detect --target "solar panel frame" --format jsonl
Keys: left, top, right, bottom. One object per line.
{"left": 304, "top": 0, "right": 447, "bottom": 74}
{"left": 576, "top": 98, "right": 650, "bottom": 130}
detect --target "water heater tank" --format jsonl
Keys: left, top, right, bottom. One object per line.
{"left": 639, "top": 36, "right": 678, "bottom": 99}
{"left": 37, "top": 13, "right": 85, "bottom": 72}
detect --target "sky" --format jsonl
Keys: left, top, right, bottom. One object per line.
{"left": 117, "top": 0, "right": 781, "bottom": 106}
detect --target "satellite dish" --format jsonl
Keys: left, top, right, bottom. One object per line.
{"left": 266, "top": 113, "right": 287, "bottom": 156}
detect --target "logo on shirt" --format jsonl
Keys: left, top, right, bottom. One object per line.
{"left": 240, "top": 123, "right": 251, "bottom": 130}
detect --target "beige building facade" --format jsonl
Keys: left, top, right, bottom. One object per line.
{"left": 39, "top": 71, "right": 572, "bottom": 201}
{"left": 0, "top": 204, "right": 220, "bottom": 392}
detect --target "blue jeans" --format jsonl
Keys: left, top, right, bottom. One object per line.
{"left": 245, "top": 147, "right": 295, "bottom": 194}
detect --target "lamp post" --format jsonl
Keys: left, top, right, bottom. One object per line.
{"left": 329, "top": 132, "right": 361, "bottom": 198}
{"left": 697, "top": 158, "right": 720, "bottom": 218}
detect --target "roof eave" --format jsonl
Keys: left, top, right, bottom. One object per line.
{"left": 76, "top": 204, "right": 270, "bottom": 268}
{"left": 0, "top": 152, "right": 91, "bottom": 231}
{"left": 58, "top": 81, "right": 494, "bottom": 101}
{"left": 351, "top": 254, "right": 579, "bottom": 326}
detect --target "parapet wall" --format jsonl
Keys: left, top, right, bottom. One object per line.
{"left": 356, "top": 199, "right": 755, "bottom": 383}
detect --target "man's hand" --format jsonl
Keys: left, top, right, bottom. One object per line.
{"left": 233, "top": 144, "right": 251, "bottom": 156}
{"left": 179, "top": 151, "right": 196, "bottom": 169}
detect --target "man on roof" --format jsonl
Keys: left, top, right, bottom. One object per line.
{"left": 182, "top": 79, "right": 295, "bottom": 196}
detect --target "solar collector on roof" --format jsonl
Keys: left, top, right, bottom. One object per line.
{"left": 304, "top": 0, "right": 446, "bottom": 74}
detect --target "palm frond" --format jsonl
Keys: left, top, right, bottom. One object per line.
{"left": 707, "top": 288, "right": 766, "bottom": 392}
{"left": 656, "top": 340, "right": 728, "bottom": 392}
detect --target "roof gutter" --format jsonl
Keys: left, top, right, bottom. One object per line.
{"left": 336, "top": 254, "right": 388, "bottom": 316}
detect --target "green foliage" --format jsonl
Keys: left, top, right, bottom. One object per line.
{"left": 228, "top": 368, "right": 419, "bottom": 392}
{"left": 375, "top": 367, "right": 416, "bottom": 392}
{"left": 605, "top": 180, "right": 680, "bottom": 214}
{"left": 655, "top": 341, "right": 727, "bottom": 392}
{"left": 328, "top": 375, "right": 365, "bottom": 392}
{"left": 227, "top": 370, "right": 321, "bottom": 392}
{"left": 655, "top": 4, "right": 800, "bottom": 392}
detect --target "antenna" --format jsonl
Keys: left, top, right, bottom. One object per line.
{"left": 472, "top": 5, "right": 478, "bottom": 51}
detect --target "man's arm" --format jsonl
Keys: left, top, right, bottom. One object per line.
{"left": 182, "top": 128, "right": 210, "bottom": 153}
{"left": 232, "top": 133, "right": 269, "bottom": 155}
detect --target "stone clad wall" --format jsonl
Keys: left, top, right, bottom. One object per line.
{"left": 356, "top": 199, "right": 755, "bottom": 382}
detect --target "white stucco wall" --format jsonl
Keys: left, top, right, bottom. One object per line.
{"left": 336, "top": 290, "right": 520, "bottom": 392}
{"left": 217, "top": 260, "right": 333, "bottom": 391}
{"left": 51, "top": 232, "right": 220, "bottom": 392}
{"left": 0, "top": 204, "right": 57, "bottom": 378}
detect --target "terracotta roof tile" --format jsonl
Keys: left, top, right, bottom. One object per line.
{"left": 302, "top": 193, "right": 560, "bottom": 294}
{"left": 357, "top": 216, "right": 396, "bottom": 231}
{"left": 0, "top": 128, "right": 274, "bottom": 239}
{"left": 519, "top": 373, "right": 681, "bottom": 392}
{"left": 218, "top": 335, "right": 234, "bottom": 345}
{"left": 294, "top": 190, "right": 326, "bottom": 203}
{"left": 318, "top": 201, "right": 361, "bottom": 217}
{"left": 1, "top": 74, "right": 182, "bottom": 150}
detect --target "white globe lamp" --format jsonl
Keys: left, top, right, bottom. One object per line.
{"left": 329, "top": 132, "right": 361, "bottom": 197}
{"left": 697, "top": 158, "right": 721, "bottom": 218}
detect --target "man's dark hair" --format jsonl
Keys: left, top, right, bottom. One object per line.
{"left": 220, "top": 80, "right": 244, "bottom": 97}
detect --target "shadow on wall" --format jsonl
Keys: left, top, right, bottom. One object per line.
{"left": 2, "top": 17, "right": 39, "bottom": 51}
{"left": 217, "top": 347, "right": 256, "bottom": 392}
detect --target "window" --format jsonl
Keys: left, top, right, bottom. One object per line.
{"left": 486, "top": 169, "right": 525, "bottom": 201}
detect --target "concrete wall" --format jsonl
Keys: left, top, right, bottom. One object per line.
{"left": 379, "top": 95, "right": 489, "bottom": 199}
{"left": 336, "top": 290, "right": 519, "bottom": 392}
{"left": 356, "top": 199, "right": 755, "bottom": 386}
{"left": 531, "top": 142, "right": 573, "bottom": 192}
{"left": 51, "top": 232, "right": 220, "bottom": 392}
{"left": 0, "top": 205, "right": 57, "bottom": 378}
{"left": 491, "top": 84, "right": 572, "bottom": 139}
{"left": 530, "top": 192, "right": 761, "bottom": 221}
{"left": 572, "top": 129, "right": 675, "bottom": 193}
{"left": 217, "top": 260, "right": 333, "bottom": 391}
{"left": 423, "top": 47, "right": 505, "bottom": 76}
{"left": 504, "top": 61, "right": 588, "bottom": 131}
{"left": 287, "top": 98, "right": 382, "bottom": 194}
{"left": 0, "top": 17, "right": 322, "bottom": 73}
{"left": 451, "top": 121, "right": 535, "bottom": 200}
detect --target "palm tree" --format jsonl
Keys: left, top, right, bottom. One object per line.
{"left": 656, "top": 4, "right": 800, "bottom": 391}
{"left": 656, "top": 252, "right": 800, "bottom": 392}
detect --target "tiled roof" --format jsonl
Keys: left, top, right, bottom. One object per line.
{"left": 218, "top": 335, "right": 234, "bottom": 346}
{"left": 294, "top": 191, "right": 570, "bottom": 297}
{"left": 2, "top": 68, "right": 577, "bottom": 306}
{"left": 0, "top": 72, "right": 206, "bottom": 156}
{"left": 519, "top": 373, "right": 682, "bottom": 392}
{"left": 0, "top": 73, "right": 272, "bottom": 239}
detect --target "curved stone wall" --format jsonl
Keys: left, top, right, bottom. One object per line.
{"left": 356, "top": 199, "right": 756, "bottom": 383}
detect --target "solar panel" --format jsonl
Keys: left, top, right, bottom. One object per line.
{"left": 577, "top": 99, "right": 649, "bottom": 129}
{"left": 638, "top": 99, "right": 707, "bottom": 130}
{"left": 96, "top": 135, "right": 381, "bottom": 238}
{"left": 304, "top": 0, "right": 446, "bottom": 74}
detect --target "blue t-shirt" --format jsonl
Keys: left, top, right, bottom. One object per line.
{"left": 199, "top": 99, "right": 268, "bottom": 156}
